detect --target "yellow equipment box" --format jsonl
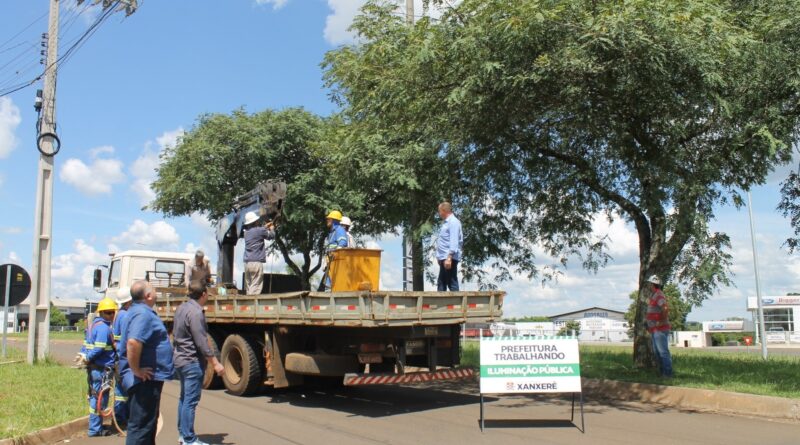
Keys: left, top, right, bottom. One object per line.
{"left": 329, "top": 248, "right": 382, "bottom": 292}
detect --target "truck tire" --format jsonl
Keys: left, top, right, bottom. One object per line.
{"left": 202, "top": 334, "right": 224, "bottom": 390}
{"left": 221, "top": 334, "right": 262, "bottom": 396}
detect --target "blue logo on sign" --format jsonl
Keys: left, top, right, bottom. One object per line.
{"left": 763, "top": 299, "right": 775, "bottom": 305}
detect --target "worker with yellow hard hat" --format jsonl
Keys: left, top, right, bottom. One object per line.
{"left": 320, "top": 210, "right": 349, "bottom": 291}
{"left": 84, "top": 297, "right": 117, "bottom": 436}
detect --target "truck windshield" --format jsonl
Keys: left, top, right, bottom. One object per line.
{"left": 108, "top": 259, "right": 121, "bottom": 288}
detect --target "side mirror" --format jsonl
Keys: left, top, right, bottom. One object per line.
{"left": 93, "top": 268, "right": 103, "bottom": 290}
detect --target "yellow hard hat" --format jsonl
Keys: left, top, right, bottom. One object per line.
{"left": 97, "top": 297, "right": 117, "bottom": 313}
{"left": 326, "top": 210, "right": 343, "bottom": 221}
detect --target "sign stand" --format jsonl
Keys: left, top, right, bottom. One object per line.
{"left": 478, "top": 331, "right": 585, "bottom": 433}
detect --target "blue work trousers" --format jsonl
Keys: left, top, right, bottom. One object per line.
{"left": 126, "top": 381, "right": 163, "bottom": 445}
{"left": 87, "top": 369, "right": 109, "bottom": 436}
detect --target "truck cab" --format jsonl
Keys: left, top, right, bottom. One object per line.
{"left": 94, "top": 250, "right": 196, "bottom": 298}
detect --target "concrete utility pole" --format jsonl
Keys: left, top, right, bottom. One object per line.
{"left": 406, "top": 0, "right": 414, "bottom": 24}
{"left": 27, "top": 0, "right": 137, "bottom": 363}
{"left": 747, "top": 191, "right": 768, "bottom": 360}
{"left": 402, "top": 0, "right": 419, "bottom": 291}
{"left": 27, "top": 0, "right": 61, "bottom": 364}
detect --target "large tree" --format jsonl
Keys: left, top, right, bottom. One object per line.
{"left": 150, "top": 108, "right": 380, "bottom": 289}
{"left": 324, "top": 0, "right": 800, "bottom": 367}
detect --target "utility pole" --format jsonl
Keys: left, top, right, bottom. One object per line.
{"left": 402, "top": 0, "right": 420, "bottom": 291}
{"left": 27, "top": 0, "right": 60, "bottom": 364}
{"left": 27, "top": 0, "right": 137, "bottom": 363}
{"left": 747, "top": 191, "right": 768, "bottom": 360}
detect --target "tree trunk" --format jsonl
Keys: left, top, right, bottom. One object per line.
{"left": 632, "top": 283, "right": 656, "bottom": 369}
{"left": 409, "top": 202, "right": 425, "bottom": 291}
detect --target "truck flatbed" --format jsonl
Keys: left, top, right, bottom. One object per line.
{"left": 155, "top": 289, "right": 505, "bottom": 327}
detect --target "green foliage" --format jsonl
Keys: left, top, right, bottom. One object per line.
{"left": 324, "top": 0, "right": 800, "bottom": 366}
{"left": 782, "top": 167, "right": 800, "bottom": 236}
{"left": 48, "top": 303, "right": 68, "bottom": 327}
{"left": 685, "top": 321, "right": 702, "bottom": 332}
{"left": 557, "top": 320, "right": 582, "bottom": 337}
{"left": 625, "top": 284, "right": 690, "bottom": 332}
{"left": 150, "top": 108, "right": 381, "bottom": 289}
{"left": 504, "top": 316, "right": 551, "bottom": 322}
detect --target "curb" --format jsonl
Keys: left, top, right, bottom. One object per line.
{"left": 582, "top": 378, "right": 800, "bottom": 422}
{"left": 0, "top": 416, "right": 88, "bottom": 445}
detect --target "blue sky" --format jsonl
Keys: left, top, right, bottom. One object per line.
{"left": 0, "top": 0, "right": 798, "bottom": 322}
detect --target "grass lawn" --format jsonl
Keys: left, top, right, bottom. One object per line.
{"left": 461, "top": 341, "right": 800, "bottom": 399}
{"left": 5, "top": 330, "right": 84, "bottom": 341}
{"left": 0, "top": 346, "right": 87, "bottom": 439}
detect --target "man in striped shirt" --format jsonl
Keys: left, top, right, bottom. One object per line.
{"left": 646, "top": 275, "right": 673, "bottom": 378}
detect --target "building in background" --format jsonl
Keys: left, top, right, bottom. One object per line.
{"left": 15, "top": 296, "right": 88, "bottom": 329}
{"left": 747, "top": 296, "right": 800, "bottom": 344}
{"left": 549, "top": 307, "right": 630, "bottom": 342}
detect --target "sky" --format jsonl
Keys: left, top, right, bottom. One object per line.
{"left": 0, "top": 0, "right": 798, "bottom": 322}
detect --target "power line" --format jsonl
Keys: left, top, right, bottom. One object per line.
{"left": 0, "top": 1, "right": 121, "bottom": 98}
{"left": 0, "top": 11, "right": 47, "bottom": 53}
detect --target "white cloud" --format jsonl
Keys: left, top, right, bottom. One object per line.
{"left": 131, "top": 127, "right": 184, "bottom": 206}
{"left": 324, "top": 0, "right": 366, "bottom": 45}
{"left": 60, "top": 157, "right": 126, "bottom": 195}
{"left": 323, "top": 0, "right": 454, "bottom": 45}
{"left": 50, "top": 239, "right": 108, "bottom": 300}
{"left": 111, "top": 219, "right": 180, "bottom": 250}
{"left": 88, "top": 145, "right": 114, "bottom": 158}
{"left": 0, "top": 97, "right": 22, "bottom": 159}
{"left": 0, "top": 227, "right": 22, "bottom": 235}
{"left": 254, "top": 0, "right": 289, "bottom": 9}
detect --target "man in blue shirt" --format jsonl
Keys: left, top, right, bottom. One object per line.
{"left": 84, "top": 297, "right": 117, "bottom": 437}
{"left": 436, "top": 202, "right": 463, "bottom": 291}
{"left": 112, "top": 286, "right": 132, "bottom": 428}
{"left": 119, "top": 280, "right": 174, "bottom": 445}
{"left": 242, "top": 211, "right": 275, "bottom": 295}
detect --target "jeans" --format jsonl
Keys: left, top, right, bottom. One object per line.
{"left": 651, "top": 330, "right": 674, "bottom": 377}
{"left": 87, "top": 369, "right": 108, "bottom": 436}
{"left": 437, "top": 259, "right": 460, "bottom": 291}
{"left": 126, "top": 380, "right": 164, "bottom": 445}
{"left": 176, "top": 362, "right": 204, "bottom": 443}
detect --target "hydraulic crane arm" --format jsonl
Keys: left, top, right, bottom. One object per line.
{"left": 216, "top": 180, "right": 287, "bottom": 285}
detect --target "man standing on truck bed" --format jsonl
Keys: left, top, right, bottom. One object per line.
{"left": 319, "top": 210, "right": 348, "bottom": 291}
{"left": 436, "top": 202, "right": 463, "bottom": 291}
{"left": 243, "top": 211, "right": 275, "bottom": 295}
{"left": 185, "top": 250, "right": 212, "bottom": 289}
{"left": 173, "top": 281, "right": 225, "bottom": 445}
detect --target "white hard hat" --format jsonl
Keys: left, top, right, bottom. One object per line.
{"left": 646, "top": 275, "right": 662, "bottom": 286}
{"left": 116, "top": 286, "right": 132, "bottom": 305}
{"left": 340, "top": 216, "right": 352, "bottom": 227}
{"left": 244, "top": 211, "right": 260, "bottom": 226}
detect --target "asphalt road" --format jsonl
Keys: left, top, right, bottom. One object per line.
{"left": 10, "top": 339, "right": 800, "bottom": 445}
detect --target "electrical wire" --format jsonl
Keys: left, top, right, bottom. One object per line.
{"left": 0, "top": 10, "right": 47, "bottom": 53}
{"left": 0, "top": 1, "right": 121, "bottom": 98}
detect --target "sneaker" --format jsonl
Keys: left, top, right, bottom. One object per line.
{"left": 184, "top": 440, "right": 210, "bottom": 445}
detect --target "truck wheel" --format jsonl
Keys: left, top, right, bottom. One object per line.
{"left": 221, "top": 334, "right": 262, "bottom": 396}
{"left": 202, "top": 334, "right": 224, "bottom": 390}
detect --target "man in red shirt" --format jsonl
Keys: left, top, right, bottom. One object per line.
{"left": 646, "top": 275, "right": 673, "bottom": 377}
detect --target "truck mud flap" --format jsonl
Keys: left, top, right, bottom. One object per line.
{"left": 343, "top": 368, "right": 474, "bottom": 386}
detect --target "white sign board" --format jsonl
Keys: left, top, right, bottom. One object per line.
{"left": 479, "top": 336, "right": 582, "bottom": 394}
